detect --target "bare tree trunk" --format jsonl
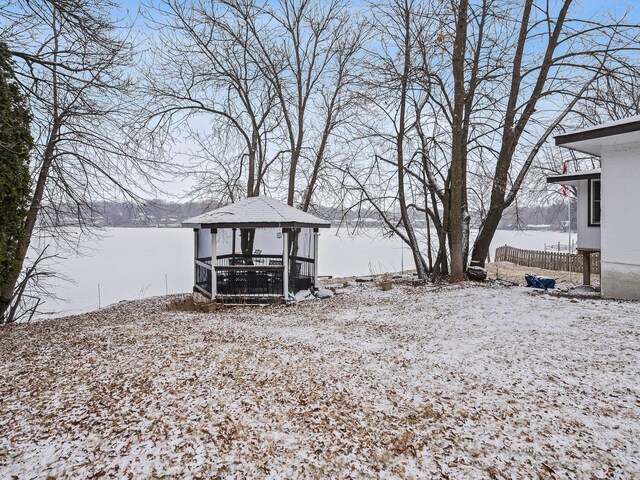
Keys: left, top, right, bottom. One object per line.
{"left": 424, "top": 197, "right": 434, "bottom": 272}
{"left": 240, "top": 228, "right": 256, "bottom": 256}
{"left": 287, "top": 149, "right": 300, "bottom": 206}
{"left": 302, "top": 115, "right": 332, "bottom": 212}
{"left": 470, "top": 0, "right": 571, "bottom": 267}
{"left": 436, "top": 173, "right": 451, "bottom": 278}
{"left": 240, "top": 132, "right": 261, "bottom": 263}
{"left": 247, "top": 136, "right": 257, "bottom": 197}
{"left": 448, "top": 0, "right": 469, "bottom": 282}
{"left": 396, "top": 1, "right": 428, "bottom": 279}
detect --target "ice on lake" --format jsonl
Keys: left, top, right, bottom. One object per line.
{"left": 39, "top": 227, "right": 574, "bottom": 318}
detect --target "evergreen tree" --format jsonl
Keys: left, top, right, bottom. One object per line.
{"left": 0, "top": 41, "right": 33, "bottom": 323}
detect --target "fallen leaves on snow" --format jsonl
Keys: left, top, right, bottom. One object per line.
{"left": 1, "top": 282, "right": 639, "bottom": 479}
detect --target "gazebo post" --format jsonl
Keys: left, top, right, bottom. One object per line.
{"left": 193, "top": 228, "right": 199, "bottom": 287}
{"left": 231, "top": 227, "right": 237, "bottom": 261}
{"left": 210, "top": 228, "right": 217, "bottom": 299}
{"left": 282, "top": 228, "right": 289, "bottom": 298}
{"left": 313, "top": 228, "right": 319, "bottom": 289}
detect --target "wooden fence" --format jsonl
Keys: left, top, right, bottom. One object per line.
{"left": 494, "top": 245, "right": 600, "bottom": 274}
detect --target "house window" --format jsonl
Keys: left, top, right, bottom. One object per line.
{"left": 589, "top": 178, "right": 601, "bottom": 226}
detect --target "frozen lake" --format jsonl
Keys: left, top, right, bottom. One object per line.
{"left": 40, "top": 227, "right": 573, "bottom": 318}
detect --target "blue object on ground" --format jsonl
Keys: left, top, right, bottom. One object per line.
{"left": 525, "top": 274, "right": 556, "bottom": 290}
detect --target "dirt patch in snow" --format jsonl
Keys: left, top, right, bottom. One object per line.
{"left": 1, "top": 283, "right": 639, "bottom": 478}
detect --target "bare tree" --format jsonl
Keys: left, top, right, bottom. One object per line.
{"left": 144, "top": 0, "right": 284, "bottom": 204}
{"left": 338, "top": 0, "right": 435, "bottom": 279}
{"left": 406, "top": 0, "right": 639, "bottom": 277}
{"left": 145, "top": 0, "right": 367, "bottom": 263}
{"left": 199, "top": 0, "right": 366, "bottom": 210}
{"left": 0, "top": 0, "right": 161, "bottom": 320}
{"left": 447, "top": 0, "right": 469, "bottom": 281}
{"left": 464, "top": 0, "right": 640, "bottom": 268}
{"left": 341, "top": 0, "right": 640, "bottom": 281}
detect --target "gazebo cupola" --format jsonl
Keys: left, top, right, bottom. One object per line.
{"left": 182, "top": 196, "right": 331, "bottom": 303}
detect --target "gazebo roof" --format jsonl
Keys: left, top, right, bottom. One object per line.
{"left": 182, "top": 196, "right": 331, "bottom": 229}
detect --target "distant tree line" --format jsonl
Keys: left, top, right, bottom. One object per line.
{"left": 76, "top": 198, "right": 577, "bottom": 232}
{"left": 1, "top": 0, "right": 640, "bottom": 321}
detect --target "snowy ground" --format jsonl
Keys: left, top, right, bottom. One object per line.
{"left": 1, "top": 281, "right": 639, "bottom": 479}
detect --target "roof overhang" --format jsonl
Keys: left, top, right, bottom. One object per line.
{"left": 182, "top": 221, "right": 331, "bottom": 229}
{"left": 555, "top": 116, "right": 640, "bottom": 156}
{"left": 546, "top": 169, "right": 600, "bottom": 186}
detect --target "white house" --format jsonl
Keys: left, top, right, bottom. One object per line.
{"left": 547, "top": 115, "right": 640, "bottom": 300}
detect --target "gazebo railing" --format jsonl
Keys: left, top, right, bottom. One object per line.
{"left": 216, "top": 253, "right": 285, "bottom": 267}
{"left": 195, "top": 258, "right": 212, "bottom": 295}
{"left": 194, "top": 253, "right": 315, "bottom": 299}
{"left": 290, "top": 256, "right": 315, "bottom": 292}
{"left": 216, "top": 265, "right": 284, "bottom": 298}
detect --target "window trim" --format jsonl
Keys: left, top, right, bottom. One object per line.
{"left": 588, "top": 178, "right": 601, "bottom": 227}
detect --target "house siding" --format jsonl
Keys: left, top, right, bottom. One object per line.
{"left": 576, "top": 179, "right": 601, "bottom": 250}
{"left": 600, "top": 142, "right": 640, "bottom": 300}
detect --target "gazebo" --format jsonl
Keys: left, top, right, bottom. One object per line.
{"left": 182, "top": 196, "right": 331, "bottom": 303}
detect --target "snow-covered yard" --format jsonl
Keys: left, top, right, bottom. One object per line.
{"left": 1, "top": 282, "right": 639, "bottom": 478}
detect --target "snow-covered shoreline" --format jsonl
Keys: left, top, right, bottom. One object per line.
{"left": 1, "top": 282, "right": 639, "bottom": 478}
